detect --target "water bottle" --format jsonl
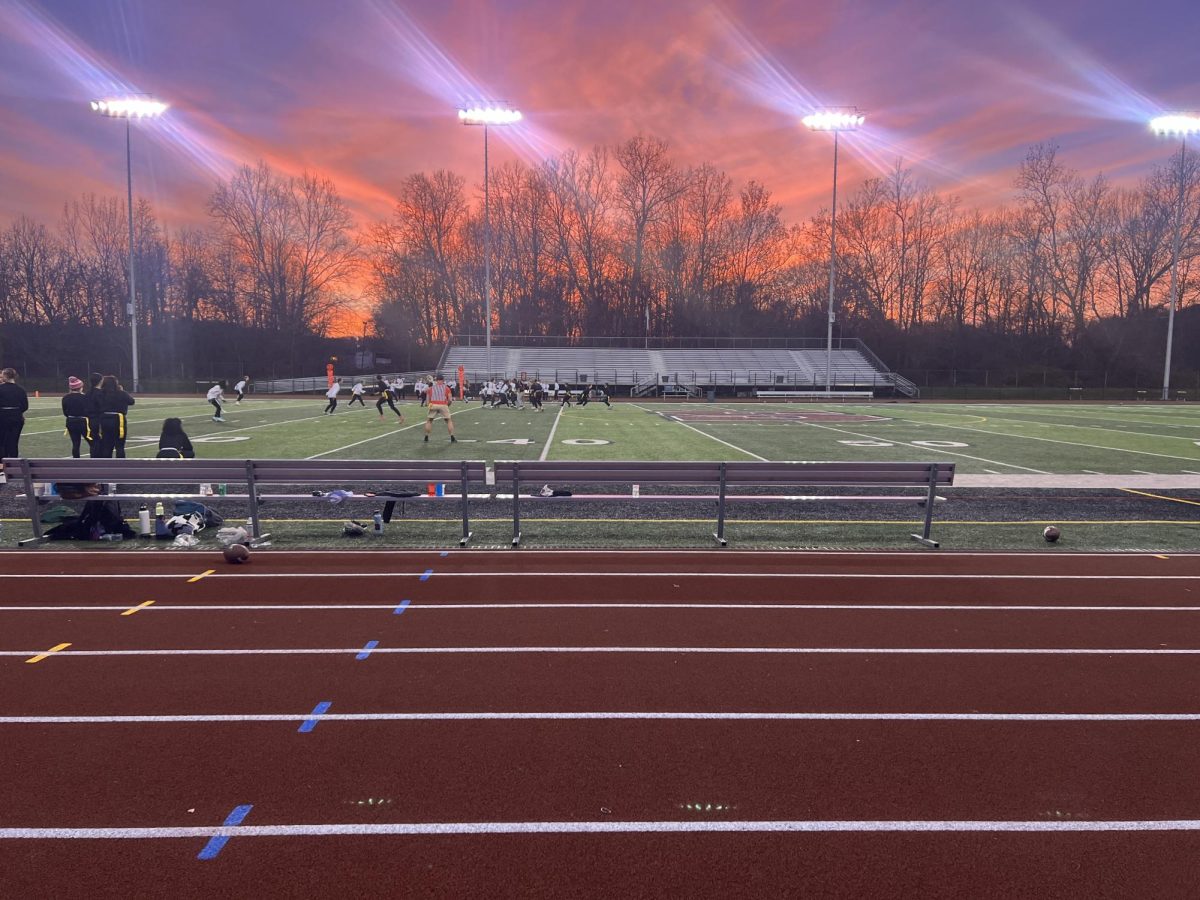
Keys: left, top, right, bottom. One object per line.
{"left": 373, "top": 512, "right": 384, "bottom": 535}
{"left": 99, "top": 533, "right": 123, "bottom": 542}
{"left": 154, "top": 501, "right": 165, "bottom": 518}
{"left": 138, "top": 504, "right": 151, "bottom": 537}
{"left": 219, "top": 483, "right": 228, "bottom": 496}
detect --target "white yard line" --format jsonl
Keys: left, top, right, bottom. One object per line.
{"left": 631, "top": 403, "right": 766, "bottom": 461}
{"left": 875, "top": 416, "right": 1200, "bottom": 465}
{"left": 796, "top": 421, "right": 1048, "bottom": 472}
{"left": 539, "top": 404, "right": 566, "bottom": 461}
{"left": 305, "top": 416, "right": 432, "bottom": 459}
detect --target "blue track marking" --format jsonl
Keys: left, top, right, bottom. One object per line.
{"left": 197, "top": 804, "right": 253, "bottom": 860}
{"left": 420, "top": 569, "right": 433, "bottom": 581}
{"left": 298, "top": 701, "right": 332, "bottom": 733}
{"left": 439, "top": 552, "right": 449, "bottom": 557}
{"left": 393, "top": 599, "right": 411, "bottom": 615}
{"left": 356, "top": 641, "right": 379, "bottom": 660}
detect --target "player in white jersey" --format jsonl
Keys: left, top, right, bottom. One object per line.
{"left": 206, "top": 382, "right": 226, "bottom": 422}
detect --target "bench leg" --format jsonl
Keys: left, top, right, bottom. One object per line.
{"left": 459, "top": 462, "right": 471, "bottom": 546}
{"left": 21, "top": 462, "right": 43, "bottom": 543}
{"left": 511, "top": 471, "right": 521, "bottom": 547}
{"left": 910, "top": 469, "right": 941, "bottom": 549}
{"left": 909, "top": 533, "right": 940, "bottom": 549}
{"left": 713, "top": 463, "right": 728, "bottom": 546}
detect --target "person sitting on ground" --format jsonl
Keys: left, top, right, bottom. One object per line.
{"left": 156, "top": 417, "right": 195, "bottom": 459}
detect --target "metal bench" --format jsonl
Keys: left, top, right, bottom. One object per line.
{"left": 494, "top": 460, "right": 955, "bottom": 548}
{"left": 2, "top": 458, "right": 488, "bottom": 545}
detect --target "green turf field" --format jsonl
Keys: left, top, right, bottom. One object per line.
{"left": 12, "top": 396, "right": 1200, "bottom": 475}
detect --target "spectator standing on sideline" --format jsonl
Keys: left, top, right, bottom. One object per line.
{"left": 86, "top": 373, "right": 104, "bottom": 457}
{"left": 94, "top": 375, "right": 135, "bottom": 458}
{"left": 393, "top": 376, "right": 407, "bottom": 400}
{"left": 156, "top": 417, "right": 195, "bottom": 458}
{"left": 0, "top": 367, "right": 29, "bottom": 468}
{"left": 416, "top": 378, "right": 428, "bottom": 407}
{"left": 324, "top": 379, "right": 342, "bottom": 414}
{"left": 423, "top": 373, "right": 457, "bottom": 443}
{"left": 206, "top": 382, "right": 226, "bottom": 423}
{"left": 62, "top": 376, "right": 92, "bottom": 457}
{"left": 234, "top": 376, "right": 249, "bottom": 403}
{"left": 348, "top": 380, "right": 366, "bottom": 407}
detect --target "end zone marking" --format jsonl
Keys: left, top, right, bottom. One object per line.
{"left": 25, "top": 643, "right": 71, "bottom": 664}
{"left": 188, "top": 570, "right": 216, "bottom": 583}
{"left": 197, "top": 804, "right": 253, "bottom": 860}
{"left": 299, "top": 701, "right": 332, "bottom": 733}
{"left": 121, "top": 601, "right": 155, "bottom": 616}
{"left": 356, "top": 641, "right": 380, "bottom": 660}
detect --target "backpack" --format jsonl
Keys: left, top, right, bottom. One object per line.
{"left": 174, "top": 500, "right": 224, "bottom": 528}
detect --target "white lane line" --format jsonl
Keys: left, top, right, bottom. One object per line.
{"left": 5, "top": 646, "right": 1200, "bottom": 657}
{"left": 5, "top": 603, "right": 1200, "bottom": 613}
{"left": 4, "top": 819, "right": 1200, "bottom": 838}
{"left": 539, "top": 404, "right": 566, "bottom": 461}
{"left": 631, "top": 403, "right": 767, "bottom": 461}
{"left": 2, "top": 711, "right": 1200, "bottom": 724}
{"left": 2, "top": 572, "right": 1196, "bottom": 580}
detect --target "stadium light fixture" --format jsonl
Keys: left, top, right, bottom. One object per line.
{"left": 90, "top": 96, "right": 168, "bottom": 393}
{"left": 457, "top": 103, "right": 521, "bottom": 379}
{"left": 1149, "top": 112, "right": 1199, "bottom": 400}
{"left": 804, "top": 107, "right": 864, "bottom": 393}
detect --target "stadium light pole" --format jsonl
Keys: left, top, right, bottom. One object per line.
{"left": 90, "top": 97, "right": 167, "bottom": 393}
{"left": 458, "top": 104, "right": 522, "bottom": 380}
{"left": 1150, "top": 113, "right": 1200, "bottom": 401}
{"left": 803, "top": 108, "right": 864, "bottom": 393}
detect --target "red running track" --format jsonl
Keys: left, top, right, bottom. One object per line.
{"left": 3, "top": 549, "right": 1200, "bottom": 898}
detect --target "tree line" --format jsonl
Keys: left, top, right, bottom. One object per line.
{"left": 1, "top": 137, "right": 1197, "bottom": 382}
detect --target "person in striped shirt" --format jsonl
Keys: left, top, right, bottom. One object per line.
{"left": 423, "top": 373, "right": 457, "bottom": 443}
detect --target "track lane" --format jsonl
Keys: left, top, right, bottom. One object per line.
{"left": 5, "top": 654, "right": 1200, "bottom": 715}
{"left": 3, "top": 720, "right": 1200, "bottom": 825}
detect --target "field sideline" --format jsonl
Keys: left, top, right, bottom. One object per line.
{"left": 11, "top": 396, "right": 1200, "bottom": 477}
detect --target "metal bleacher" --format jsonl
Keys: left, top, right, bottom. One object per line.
{"left": 439, "top": 342, "right": 917, "bottom": 397}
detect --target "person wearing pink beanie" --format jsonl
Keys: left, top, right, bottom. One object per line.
{"left": 62, "top": 375, "right": 91, "bottom": 458}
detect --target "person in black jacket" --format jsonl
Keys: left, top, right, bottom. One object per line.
{"left": 93, "top": 375, "right": 135, "bottom": 458}
{"left": 61, "top": 376, "right": 92, "bottom": 458}
{"left": 86, "top": 372, "right": 104, "bottom": 458}
{"left": 156, "top": 418, "right": 195, "bottom": 458}
{"left": 0, "top": 367, "right": 29, "bottom": 466}
{"left": 374, "top": 375, "right": 404, "bottom": 421}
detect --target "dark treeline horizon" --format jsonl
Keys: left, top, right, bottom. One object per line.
{"left": 1, "top": 136, "right": 1198, "bottom": 384}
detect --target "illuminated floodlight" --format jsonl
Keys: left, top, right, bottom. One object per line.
{"left": 802, "top": 109, "right": 865, "bottom": 131}
{"left": 457, "top": 105, "right": 522, "bottom": 126}
{"left": 1150, "top": 113, "right": 1200, "bottom": 136}
{"left": 90, "top": 97, "right": 168, "bottom": 118}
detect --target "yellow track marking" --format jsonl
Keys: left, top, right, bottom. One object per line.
{"left": 188, "top": 570, "right": 216, "bottom": 583}
{"left": 121, "top": 601, "right": 155, "bottom": 616}
{"left": 26, "top": 643, "right": 71, "bottom": 664}
{"left": 1120, "top": 489, "right": 1200, "bottom": 508}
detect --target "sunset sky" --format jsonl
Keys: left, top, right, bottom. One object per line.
{"left": 2, "top": 0, "right": 1197, "bottom": 236}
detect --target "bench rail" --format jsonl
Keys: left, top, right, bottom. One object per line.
{"left": 2, "top": 458, "right": 488, "bottom": 544}
{"left": 494, "top": 460, "right": 955, "bottom": 548}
